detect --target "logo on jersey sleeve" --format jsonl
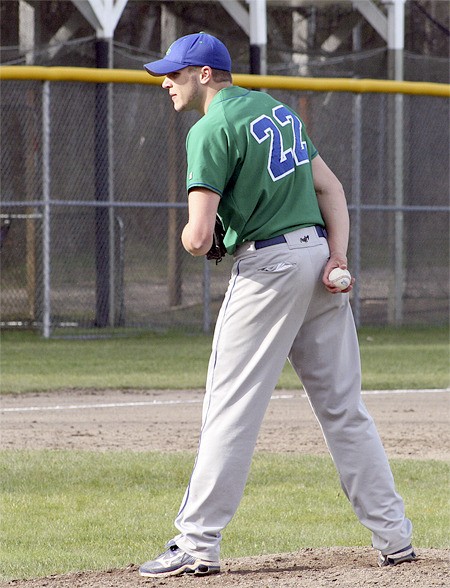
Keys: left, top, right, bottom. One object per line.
{"left": 250, "top": 105, "right": 309, "bottom": 181}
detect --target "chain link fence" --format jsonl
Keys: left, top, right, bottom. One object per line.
{"left": 1, "top": 73, "right": 448, "bottom": 336}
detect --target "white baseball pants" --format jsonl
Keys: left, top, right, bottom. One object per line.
{"left": 173, "top": 227, "right": 412, "bottom": 561}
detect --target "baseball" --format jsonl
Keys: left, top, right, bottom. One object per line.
{"left": 328, "top": 268, "right": 351, "bottom": 290}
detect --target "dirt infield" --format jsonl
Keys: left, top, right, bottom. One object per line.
{"left": 1, "top": 388, "right": 449, "bottom": 587}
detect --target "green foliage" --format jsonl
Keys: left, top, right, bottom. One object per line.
{"left": 0, "top": 326, "right": 448, "bottom": 393}
{"left": 1, "top": 450, "right": 448, "bottom": 581}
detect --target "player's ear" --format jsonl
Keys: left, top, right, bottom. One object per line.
{"left": 199, "top": 66, "right": 213, "bottom": 84}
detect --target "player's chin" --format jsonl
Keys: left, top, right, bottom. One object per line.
{"left": 173, "top": 99, "right": 191, "bottom": 113}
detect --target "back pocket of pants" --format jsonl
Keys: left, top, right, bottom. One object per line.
{"left": 258, "top": 262, "right": 297, "bottom": 273}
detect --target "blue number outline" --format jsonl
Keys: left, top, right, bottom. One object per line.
{"left": 250, "top": 105, "right": 309, "bottom": 182}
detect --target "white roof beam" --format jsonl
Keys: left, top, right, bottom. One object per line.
{"left": 321, "top": 11, "right": 362, "bottom": 53}
{"left": 19, "top": 0, "right": 35, "bottom": 63}
{"left": 71, "top": 0, "right": 129, "bottom": 38}
{"left": 71, "top": 0, "right": 103, "bottom": 34}
{"left": 353, "top": 0, "right": 388, "bottom": 42}
{"left": 218, "top": 0, "right": 250, "bottom": 36}
{"left": 47, "top": 11, "right": 86, "bottom": 59}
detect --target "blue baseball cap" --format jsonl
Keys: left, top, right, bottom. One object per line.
{"left": 144, "top": 32, "right": 231, "bottom": 76}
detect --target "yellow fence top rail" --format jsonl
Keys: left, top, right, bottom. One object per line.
{"left": 1, "top": 65, "right": 449, "bottom": 98}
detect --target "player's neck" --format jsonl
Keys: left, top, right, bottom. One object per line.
{"left": 201, "top": 82, "right": 232, "bottom": 115}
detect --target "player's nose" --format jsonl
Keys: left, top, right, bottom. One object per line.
{"left": 162, "top": 77, "right": 172, "bottom": 89}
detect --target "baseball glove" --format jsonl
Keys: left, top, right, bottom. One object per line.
{"left": 206, "top": 216, "right": 227, "bottom": 264}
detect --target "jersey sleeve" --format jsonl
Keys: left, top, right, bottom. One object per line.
{"left": 186, "top": 119, "right": 234, "bottom": 196}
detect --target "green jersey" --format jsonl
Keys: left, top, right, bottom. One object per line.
{"left": 186, "top": 86, "right": 324, "bottom": 253}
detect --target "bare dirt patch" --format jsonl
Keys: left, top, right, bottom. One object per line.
{"left": 1, "top": 389, "right": 449, "bottom": 587}
{"left": 2, "top": 389, "right": 449, "bottom": 460}
{"left": 2, "top": 548, "right": 449, "bottom": 588}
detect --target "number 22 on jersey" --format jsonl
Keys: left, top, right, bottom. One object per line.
{"left": 250, "top": 105, "right": 310, "bottom": 182}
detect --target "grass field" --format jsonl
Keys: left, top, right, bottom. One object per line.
{"left": 1, "top": 450, "right": 448, "bottom": 581}
{"left": 0, "top": 326, "right": 448, "bottom": 393}
{"left": 0, "top": 325, "right": 449, "bottom": 581}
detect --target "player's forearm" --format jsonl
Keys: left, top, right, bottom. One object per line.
{"left": 311, "top": 155, "right": 350, "bottom": 262}
{"left": 316, "top": 188, "right": 350, "bottom": 261}
{"left": 182, "top": 188, "right": 220, "bottom": 256}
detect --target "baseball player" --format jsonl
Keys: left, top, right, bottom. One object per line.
{"left": 139, "top": 32, "right": 416, "bottom": 578}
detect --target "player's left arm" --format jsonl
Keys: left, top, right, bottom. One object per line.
{"left": 182, "top": 188, "right": 220, "bottom": 256}
{"left": 312, "top": 155, "right": 354, "bottom": 293}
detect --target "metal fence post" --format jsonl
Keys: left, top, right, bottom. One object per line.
{"left": 115, "top": 215, "right": 125, "bottom": 326}
{"left": 352, "top": 91, "right": 362, "bottom": 328}
{"left": 42, "top": 80, "right": 51, "bottom": 338}
{"left": 393, "top": 92, "right": 405, "bottom": 324}
{"left": 108, "top": 78, "right": 116, "bottom": 327}
{"left": 387, "top": 5, "right": 406, "bottom": 325}
{"left": 94, "top": 38, "right": 112, "bottom": 328}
